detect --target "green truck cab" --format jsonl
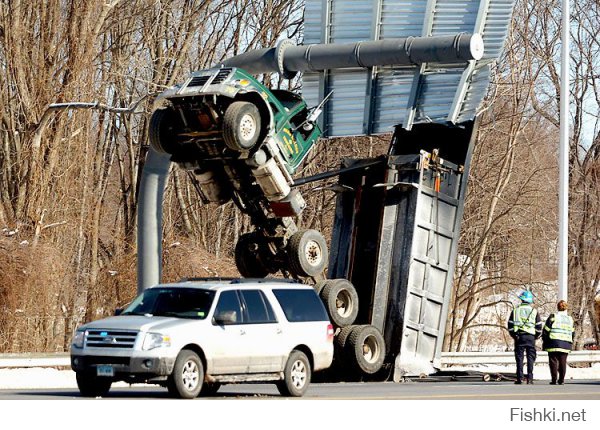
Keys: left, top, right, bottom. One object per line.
{"left": 149, "top": 67, "right": 329, "bottom": 279}
{"left": 151, "top": 67, "right": 321, "bottom": 175}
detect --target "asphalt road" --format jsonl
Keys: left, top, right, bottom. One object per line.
{"left": 2, "top": 380, "right": 600, "bottom": 400}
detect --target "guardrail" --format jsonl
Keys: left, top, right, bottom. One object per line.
{"left": 440, "top": 351, "right": 600, "bottom": 366}
{"left": 0, "top": 351, "right": 599, "bottom": 369}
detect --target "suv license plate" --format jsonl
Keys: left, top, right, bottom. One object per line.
{"left": 97, "top": 365, "right": 114, "bottom": 377}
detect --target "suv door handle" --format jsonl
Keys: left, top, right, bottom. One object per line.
{"left": 276, "top": 328, "right": 282, "bottom": 334}
{"left": 240, "top": 329, "right": 246, "bottom": 335}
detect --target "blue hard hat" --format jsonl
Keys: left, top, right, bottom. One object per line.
{"left": 519, "top": 290, "right": 533, "bottom": 303}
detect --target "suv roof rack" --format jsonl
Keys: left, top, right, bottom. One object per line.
{"left": 178, "top": 277, "right": 300, "bottom": 284}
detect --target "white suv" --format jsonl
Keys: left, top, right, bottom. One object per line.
{"left": 70, "top": 279, "right": 334, "bottom": 398}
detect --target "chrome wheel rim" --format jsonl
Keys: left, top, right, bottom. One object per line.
{"left": 290, "top": 359, "right": 307, "bottom": 390}
{"left": 182, "top": 360, "right": 200, "bottom": 391}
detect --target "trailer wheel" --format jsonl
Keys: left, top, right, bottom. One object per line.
{"left": 287, "top": 229, "right": 328, "bottom": 277}
{"left": 335, "top": 325, "right": 355, "bottom": 352}
{"left": 347, "top": 325, "right": 385, "bottom": 375}
{"left": 235, "top": 233, "right": 271, "bottom": 278}
{"left": 223, "top": 101, "right": 261, "bottom": 151}
{"left": 320, "top": 279, "right": 358, "bottom": 327}
{"left": 149, "top": 108, "right": 180, "bottom": 155}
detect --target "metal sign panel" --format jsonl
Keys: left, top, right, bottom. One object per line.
{"left": 303, "top": 0, "right": 516, "bottom": 136}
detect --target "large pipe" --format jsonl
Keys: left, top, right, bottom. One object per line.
{"left": 221, "top": 34, "right": 484, "bottom": 78}
{"left": 137, "top": 148, "right": 171, "bottom": 294}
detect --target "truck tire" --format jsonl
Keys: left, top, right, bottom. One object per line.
{"left": 320, "top": 279, "right": 359, "bottom": 327}
{"left": 346, "top": 325, "right": 385, "bottom": 375}
{"left": 149, "top": 108, "right": 179, "bottom": 155}
{"left": 76, "top": 373, "right": 112, "bottom": 397}
{"left": 276, "top": 350, "right": 311, "bottom": 397}
{"left": 223, "top": 101, "right": 261, "bottom": 151}
{"left": 235, "top": 233, "right": 271, "bottom": 278}
{"left": 167, "top": 350, "right": 204, "bottom": 399}
{"left": 335, "top": 325, "right": 356, "bottom": 352}
{"left": 287, "top": 229, "right": 328, "bottom": 277}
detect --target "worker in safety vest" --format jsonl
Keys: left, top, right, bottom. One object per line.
{"left": 542, "top": 300, "right": 575, "bottom": 385}
{"left": 507, "top": 290, "right": 542, "bottom": 384}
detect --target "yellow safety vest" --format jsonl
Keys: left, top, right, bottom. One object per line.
{"left": 512, "top": 305, "right": 537, "bottom": 335}
{"left": 547, "top": 311, "right": 574, "bottom": 343}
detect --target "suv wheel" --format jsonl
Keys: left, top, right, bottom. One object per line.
{"left": 320, "top": 279, "right": 359, "bottom": 327}
{"left": 223, "top": 101, "right": 261, "bottom": 151}
{"left": 76, "top": 373, "right": 112, "bottom": 397}
{"left": 200, "top": 382, "right": 221, "bottom": 397}
{"left": 167, "top": 350, "right": 204, "bottom": 399}
{"left": 277, "top": 350, "right": 311, "bottom": 397}
{"left": 287, "top": 229, "right": 328, "bottom": 277}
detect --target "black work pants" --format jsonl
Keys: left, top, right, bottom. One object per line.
{"left": 548, "top": 351, "right": 568, "bottom": 384}
{"left": 514, "top": 334, "right": 537, "bottom": 381}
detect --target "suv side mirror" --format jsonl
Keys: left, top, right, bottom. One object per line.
{"left": 114, "top": 308, "right": 123, "bottom": 316}
{"left": 213, "top": 310, "right": 237, "bottom": 325}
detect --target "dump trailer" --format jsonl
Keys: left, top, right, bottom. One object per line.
{"left": 326, "top": 121, "right": 477, "bottom": 380}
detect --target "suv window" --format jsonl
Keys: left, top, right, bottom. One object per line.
{"left": 213, "top": 290, "right": 244, "bottom": 324}
{"left": 240, "top": 290, "right": 277, "bottom": 324}
{"left": 121, "top": 287, "right": 215, "bottom": 320}
{"left": 272, "top": 289, "right": 329, "bottom": 322}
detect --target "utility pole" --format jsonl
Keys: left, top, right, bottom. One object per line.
{"left": 558, "top": 0, "right": 570, "bottom": 301}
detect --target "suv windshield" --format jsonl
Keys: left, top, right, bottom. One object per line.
{"left": 122, "top": 287, "right": 215, "bottom": 319}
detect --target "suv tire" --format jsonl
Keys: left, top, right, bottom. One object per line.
{"left": 277, "top": 350, "right": 311, "bottom": 397}
{"left": 320, "top": 279, "right": 359, "bottom": 327}
{"left": 223, "top": 101, "right": 261, "bottom": 151}
{"left": 167, "top": 350, "right": 204, "bottom": 399}
{"left": 287, "top": 229, "right": 328, "bottom": 277}
{"left": 76, "top": 373, "right": 112, "bottom": 397}
{"left": 346, "top": 325, "right": 385, "bottom": 375}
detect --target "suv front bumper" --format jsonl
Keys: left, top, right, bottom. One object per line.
{"left": 71, "top": 354, "right": 175, "bottom": 378}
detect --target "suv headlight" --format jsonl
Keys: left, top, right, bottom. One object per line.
{"left": 142, "top": 333, "right": 171, "bottom": 350}
{"left": 71, "top": 330, "right": 85, "bottom": 349}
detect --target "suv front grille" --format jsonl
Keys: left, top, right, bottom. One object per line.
{"left": 210, "top": 68, "right": 232, "bottom": 84}
{"left": 85, "top": 330, "right": 138, "bottom": 349}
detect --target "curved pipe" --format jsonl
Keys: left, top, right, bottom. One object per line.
{"left": 221, "top": 33, "right": 484, "bottom": 78}
{"left": 137, "top": 148, "right": 171, "bottom": 293}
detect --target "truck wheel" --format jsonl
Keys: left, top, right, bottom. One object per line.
{"left": 320, "top": 279, "right": 359, "bottom": 327}
{"left": 223, "top": 101, "right": 261, "bottom": 151}
{"left": 149, "top": 108, "right": 179, "bottom": 155}
{"left": 287, "top": 229, "right": 328, "bottom": 277}
{"left": 76, "top": 373, "right": 112, "bottom": 397}
{"left": 346, "top": 325, "right": 385, "bottom": 375}
{"left": 276, "top": 350, "right": 311, "bottom": 397}
{"left": 335, "top": 325, "right": 356, "bottom": 352}
{"left": 235, "top": 233, "right": 271, "bottom": 278}
{"left": 167, "top": 350, "right": 204, "bottom": 399}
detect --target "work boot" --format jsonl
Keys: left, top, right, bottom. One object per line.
{"left": 526, "top": 378, "right": 534, "bottom": 385}
{"left": 514, "top": 380, "right": 522, "bottom": 385}
{"left": 550, "top": 381, "right": 557, "bottom": 385}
